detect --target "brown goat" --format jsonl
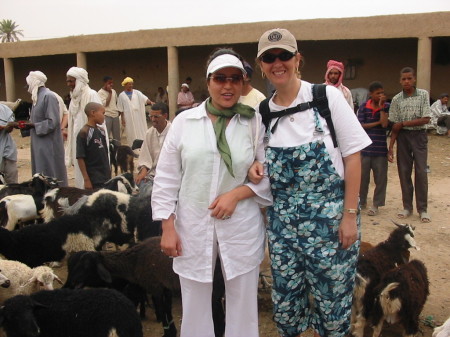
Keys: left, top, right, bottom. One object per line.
{"left": 371, "top": 259, "right": 429, "bottom": 337}
{"left": 351, "top": 222, "right": 418, "bottom": 337}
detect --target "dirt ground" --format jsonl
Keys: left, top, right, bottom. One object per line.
{"left": 12, "top": 131, "right": 450, "bottom": 337}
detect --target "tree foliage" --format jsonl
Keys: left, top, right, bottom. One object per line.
{"left": 0, "top": 19, "right": 24, "bottom": 42}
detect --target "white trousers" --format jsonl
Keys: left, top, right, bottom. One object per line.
{"left": 179, "top": 265, "right": 260, "bottom": 337}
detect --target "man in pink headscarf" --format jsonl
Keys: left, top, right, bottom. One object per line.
{"left": 324, "top": 60, "right": 354, "bottom": 109}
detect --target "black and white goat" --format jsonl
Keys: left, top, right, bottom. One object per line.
{"left": 0, "top": 288, "right": 143, "bottom": 337}
{"left": 63, "top": 237, "right": 179, "bottom": 337}
{"left": 351, "top": 222, "right": 418, "bottom": 337}
{"left": 0, "top": 174, "right": 59, "bottom": 230}
{"left": 45, "top": 188, "right": 160, "bottom": 241}
{"left": 0, "top": 197, "right": 135, "bottom": 268}
{"left": 371, "top": 259, "right": 429, "bottom": 337}
{"left": 40, "top": 173, "right": 138, "bottom": 223}
{"left": 41, "top": 174, "right": 137, "bottom": 222}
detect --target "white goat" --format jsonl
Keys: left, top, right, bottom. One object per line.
{"left": 0, "top": 194, "right": 37, "bottom": 231}
{"left": 0, "top": 259, "right": 62, "bottom": 303}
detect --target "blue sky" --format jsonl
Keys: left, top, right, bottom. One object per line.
{"left": 2, "top": 0, "right": 450, "bottom": 40}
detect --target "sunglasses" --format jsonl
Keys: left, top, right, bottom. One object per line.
{"left": 209, "top": 74, "right": 244, "bottom": 84}
{"left": 260, "top": 51, "right": 295, "bottom": 64}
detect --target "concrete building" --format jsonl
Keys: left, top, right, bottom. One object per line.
{"left": 1, "top": 11, "right": 449, "bottom": 119}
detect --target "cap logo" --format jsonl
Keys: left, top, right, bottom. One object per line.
{"left": 268, "top": 31, "right": 282, "bottom": 42}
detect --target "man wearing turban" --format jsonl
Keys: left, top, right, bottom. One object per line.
{"left": 66, "top": 67, "right": 105, "bottom": 188}
{"left": 324, "top": 60, "right": 354, "bottom": 109}
{"left": 117, "top": 77, "right": 154, "bottom": 145}
{"left": 26, "top": 71, "right": 68, "bottom": 186}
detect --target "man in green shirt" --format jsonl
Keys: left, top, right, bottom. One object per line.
{"left": 389, "top": 67, "right": 431, "bottom": 222}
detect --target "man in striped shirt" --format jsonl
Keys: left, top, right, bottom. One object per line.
{"left": 357, "top": 81, "right": 390, "bottom": 216}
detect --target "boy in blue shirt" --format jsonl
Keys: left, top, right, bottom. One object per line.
{"left": 357, "top": 82, "right": 390, "bottom": 216}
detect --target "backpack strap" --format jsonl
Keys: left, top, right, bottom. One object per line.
{"left": 311, "top": 84, "right": 338, "bottom": 148}
{"left": 258, "top": 84, "right": 338, "bottom": 148}
{"left": 259, "top": 93, "right": 313, "bottom": 134}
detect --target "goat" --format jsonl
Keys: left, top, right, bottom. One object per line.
{"left": 110, "top": 139, "right": 139, "bottom": 176}
{"left": 0, "top": 195, "right": 38, "bottom": 231}
{"left": 351, "top": 222, "right": 418, "bottom": 337}
{"left": 0, "top": 288, "right": 143, "bottom": 337}
{"left": 64, "top": 251, "right": 148, "bottom": 320}
{"left": 103, "top": 172, "right": 138, "bottom": 195}
{"left": 41, "top": 173, "right": 138, "bottom": 223}
{"left": 0, "top": 260, "right": 62, "bottom": 303}
{"left": 371, "top": 259, "right": 429, "bottom": 337}
{"left": 51, "top": 188, "right": 160, "bottom": 241}
{"left": 0, "top": 199, "right": 134, "bottom": 268}
{"left": 0, "top": 173, "right": 59, "bottom": 201}
{"left": 63, "top": 237, "right": 179, "bottom": 337}
{"left": 0, "top": 174, "right": 59, "bottom": 230}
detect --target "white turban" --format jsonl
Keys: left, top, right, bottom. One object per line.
{"left": 26, "top": 71, "right": 47, "bottom": 105}
{"left": 67, "top": 67, "right": 89, "bottom": 100}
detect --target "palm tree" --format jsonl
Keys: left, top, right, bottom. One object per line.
{"left": 0, "top": 19, "right": 24, "bottom": 42}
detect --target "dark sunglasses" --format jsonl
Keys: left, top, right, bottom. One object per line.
{"left": 260, "top": 51, "right": 295, "bottom": 64}
{"left": 209, "top": 74, "right": 244, "bottom": 84}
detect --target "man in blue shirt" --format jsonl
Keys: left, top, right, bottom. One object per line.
{"left": 357, "top": 81, "right": 390, "bottom": 216}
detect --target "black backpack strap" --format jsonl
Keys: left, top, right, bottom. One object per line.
{"left": 258, "top": 96, "right": 272, "bottom": 132}
{"left": 311, "top": 84, "right": 338, "bottom": 148}
{"left": 259, "top": 93, "right": 312, "bottom": 134}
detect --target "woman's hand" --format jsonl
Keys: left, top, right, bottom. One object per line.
{"left": 339, "top": 214, "right": 358, "bottom": 249}
{"left": 161, "top": 215, "right": 182, "bottom": 257}
{"left": 248, "top": 161, "right": 264, "bottom": 185}
{"left": 208, "top": 186, "right": 255, "bottom": 220}
{"left": 209, "top": 190, "right": 239, "bottom": 220}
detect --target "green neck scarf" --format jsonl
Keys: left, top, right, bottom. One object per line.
{"left": 206, "top": 98, "right": 255, "bottom": 177}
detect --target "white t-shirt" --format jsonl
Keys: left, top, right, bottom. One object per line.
{"left": 258, "top": 80, "right": 371, "bottom": 177}
{"left": 239, "top": 88, "right": 266, "bottom": 108}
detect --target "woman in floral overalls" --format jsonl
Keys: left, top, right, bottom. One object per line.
{"left": 250, "top": 29, "right": 372, "bottom": 337}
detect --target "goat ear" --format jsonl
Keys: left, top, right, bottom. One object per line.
{"left": 96, "top": 263, "right": 112, "bottom": 284}
{"left": 31, "top": 300, "right": 48, "bottom": 310}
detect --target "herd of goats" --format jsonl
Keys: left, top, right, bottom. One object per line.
{"left": 0, "top": 167, "right": 448, "bottom": 336}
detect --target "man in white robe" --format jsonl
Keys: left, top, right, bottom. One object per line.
{"left": 66, "top": 67, "right": 107, "bottom": 188}
{"left": 324, "top": 59, "right": 354, "bottom": 109}
{"left": 117, "top": 77, "right": 154, "bottom": 145}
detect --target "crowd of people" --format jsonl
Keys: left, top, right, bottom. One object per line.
{"left": 0, "top": 26, "right": 449, "bottom": 337}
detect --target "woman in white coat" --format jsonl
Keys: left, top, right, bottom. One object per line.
{"left": 151, "top": 48, "right": 272, "bottom": 337}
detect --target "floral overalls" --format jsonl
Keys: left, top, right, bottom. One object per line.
{"left": 265, "top": 105, "right": 360, "bottom": 337}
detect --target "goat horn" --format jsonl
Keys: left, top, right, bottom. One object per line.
{"left": 391, "top": 219, "right": 405, "bottom": 227}
{"left": 54, "top": 274, "right": 63, "bottom": 284}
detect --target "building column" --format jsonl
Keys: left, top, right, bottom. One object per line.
{"left": 76, "top": 52, "right": 87, "bottom": 70}
{"left": 3, "top": 58, "right": 15, "bottom": 102}
{"left": 417, "top": 37, "right": 432, "bottom": 94}
{"left": 167, "top": 46, "right": 179, "bottom": 120}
